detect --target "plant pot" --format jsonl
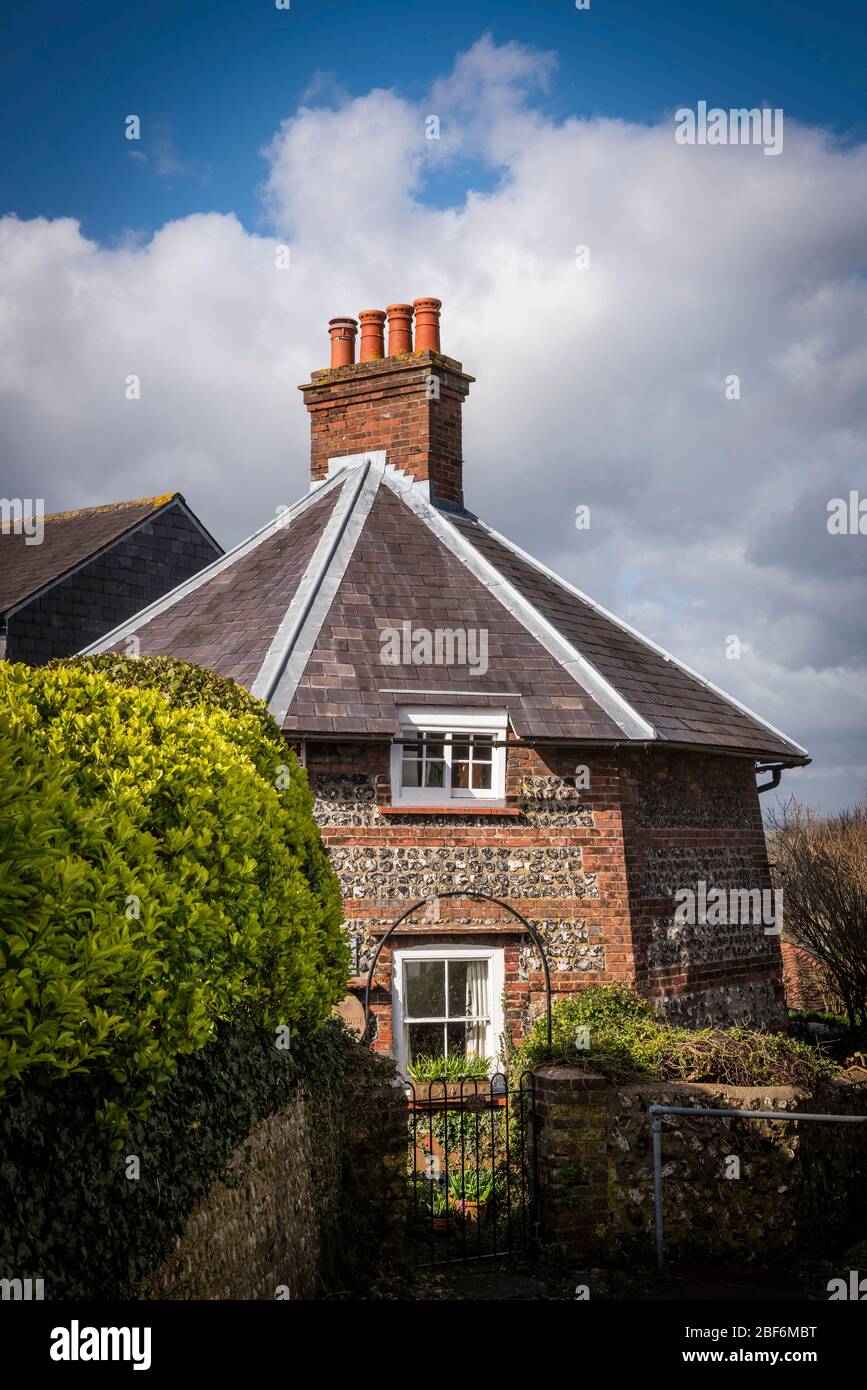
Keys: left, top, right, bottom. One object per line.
{"left": 450, "top": 1197, "right": 488, "bottom": 1226}
{"left": 407, "top": 1079, "right": 492, "bottom": 1110}
{"left": 430, "top": 1213, "right": 455, "bottom": 1235}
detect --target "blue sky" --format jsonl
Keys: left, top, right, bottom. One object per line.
{"left": 2, "top": 0, "right": 865, "bottom": 242}
{"left": 1, "top": 3, "right": 865, "bottom": 810}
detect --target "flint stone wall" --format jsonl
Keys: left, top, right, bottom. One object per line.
{"left": 138, "top": 1044, "right": 406, "bottom": 1300}
{"left": 307, "top": 743, "right": 786, "bottom": 1041}
{"left": 533, "top": 1066, "right": 867, "bottom": 1265}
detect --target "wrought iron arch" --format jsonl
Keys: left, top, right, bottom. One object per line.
{"left": 362, "top": 890, "right": 553, "bottom": 1053}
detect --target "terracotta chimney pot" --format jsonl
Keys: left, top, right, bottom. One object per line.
{"left": 413, "top": 297, "right": 442, "bottom": 353}
{"left": 328, "top": 316, "right": 358, "bottom": 368}
{"left": 358, "top": 309, "right": 386, "bottom": 362}
{"left": 386, "top": 303, "right": 414, "bottom": 356}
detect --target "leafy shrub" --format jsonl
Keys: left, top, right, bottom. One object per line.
{"left": 510, "top": 984, "right": 837, "bottom": 1087}
{"left": 0, "top": 659, "right": 346, "bottom": 1122}
{"left": 448, "top": 1167, "right": 494, "bottom": 1203}
{"left": 408, "top": 1179, "right": 450, "bottom": 1218}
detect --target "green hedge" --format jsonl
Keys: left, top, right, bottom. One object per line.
{"left": 0, "top": 658, "right": 346, "bottom": 1126}
{"left": 510, "top": 984, "right": 837, "bottom": 1087}
{"left": 0, "top": 1019, "right": 351, "bottom": 1299}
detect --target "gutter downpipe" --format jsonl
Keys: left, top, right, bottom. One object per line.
{"left": 756, "top": 762, "right": 784, "bottom": 795}
{"left": 649, "top": 1103, "right": 867, "bottom": 1273}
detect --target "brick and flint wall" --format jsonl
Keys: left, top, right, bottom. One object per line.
{"left": 533, "top": 1066, "right": 867, "bottom": 1265}
{"left": 620, "top": 749, "right": 786, "bottom": 1029}
{"left": 304, "top": 737, "right": 782, "bottom": 1050}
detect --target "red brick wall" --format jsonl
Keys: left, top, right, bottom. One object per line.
{"left": 620, "top": 749, "right": 786, "bottom": 1028}
{"left": 305, "top": 740, "right": 786, "bottom": 1057}
{"left": 299, "top": 351, "right": 473, "bottom": 507}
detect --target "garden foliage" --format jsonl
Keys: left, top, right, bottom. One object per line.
{"left": 510, "top": 984, "right": 837, "bottom": 1087}
{"left": 0, "top": 657, "right": 347, "bottom": 1123}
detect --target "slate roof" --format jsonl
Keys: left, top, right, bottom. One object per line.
{"left": 81, "top": 458, "right": 809, "bottom": 763}
{"left": 0, "top": 494, "right": 215, "bottom": 615}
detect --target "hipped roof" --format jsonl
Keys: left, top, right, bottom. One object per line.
{"left": 81, "top": 459, "right": 808, "bottom": 763}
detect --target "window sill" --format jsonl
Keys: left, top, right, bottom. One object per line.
{"left": 381, "top": 805, "right": 519, "bottom": 816}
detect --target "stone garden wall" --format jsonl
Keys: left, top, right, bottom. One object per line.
{"left": 139, "top": 1044, "right": 407, "bottom": 1300}
{"left": 533, "top": 1065, "right": 867, "bottom": 1265}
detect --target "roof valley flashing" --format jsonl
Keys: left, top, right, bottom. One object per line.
{"left": 79, "top": 298, "right": 808, "bottom": 768}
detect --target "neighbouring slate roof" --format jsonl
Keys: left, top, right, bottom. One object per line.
{"left": 0, "top": 493, "right": 216, "bottom": 615}
{"left": 81, "top": 459, "right": 809, "bottom": 762}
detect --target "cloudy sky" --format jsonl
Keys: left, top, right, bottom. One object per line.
{"left": 1, "top": 1, "right": 865, "bottom": 811}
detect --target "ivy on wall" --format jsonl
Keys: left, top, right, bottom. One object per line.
{"left": 0, "top": 1020, "right": 351, "bottom": 1300}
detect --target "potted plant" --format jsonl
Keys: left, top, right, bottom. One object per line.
{"left": 408, "top": 1179, "right": 455, "bottom": 1234}
{"left": 405, "top": 1054, "right": 494, "bottom": 1109}
{"left": 448, "top": 1167, "right": 494, "bottom": 1225}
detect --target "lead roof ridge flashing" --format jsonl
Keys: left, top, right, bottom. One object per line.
{"left": 260, "top": 458, "right": 386, "bottom": 724}
{"left": 77, "top": 468, "right": 349, "bottom": 656}
{"left": 472, "top": 517, "right": 808, "bottom": 759}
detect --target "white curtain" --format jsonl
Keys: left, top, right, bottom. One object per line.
{"left": 464, "top": 961, "right": 488, "bottom": 1057}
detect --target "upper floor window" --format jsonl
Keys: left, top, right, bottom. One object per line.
{"left": 390, "top": 707, "right": 507, "bottom": 807}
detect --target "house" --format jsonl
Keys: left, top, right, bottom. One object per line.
{"left": 80, "top": 299, "right": 810, "bottom": 1069}
{"left": 0, "top": 493, "right": 222, "bottom": 664}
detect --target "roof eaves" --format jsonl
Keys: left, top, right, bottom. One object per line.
{"left": 474, "top": 518, "right": 809, "bottom": 761}
{"left": 254, "top": 458, "right": 384, "bottom": 724}
{"left": 77, "top": 469, "right": 349, "bottom": 657}
{"left": 381, "top": 469, "right": 657, "bottom": 742}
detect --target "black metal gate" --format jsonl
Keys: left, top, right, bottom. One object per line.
{"left": 405, "top": 1071, "right": 538, "bottom": 1267}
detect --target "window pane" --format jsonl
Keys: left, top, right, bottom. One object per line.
{"left": 407, "top": 1022, "right": 445, "bottom": 1065}
{"left": 401, "top": 756, "right": 421, "bottom": 787}
{"left": 424, "top": 738, "right": 445, "bottom": 760}
{"left": 446, "top": 1021, "right": 468, "bottom": 1059}
{"left": 472, "top": 762, "right": 492, "bottom": 789}
{"left": 404, "top": 959, "right": 445, "bottom": 1017}
{"left": 452, "top": 760, "right": 470, "bottom": 788}
{"left": 473, "top": 737, "right": 494, "bottom": 762}
{"left": 448, "top": 959, "right": 489, "bottom": 1017}
{"left": 452, "top": 740, "right": 471, "bottom": 762}
{"left": 445, "top": 1020, "right": 489, "bottom": 1061}
{"left": 424, "top": 759, "right": 445, "bottom": 788}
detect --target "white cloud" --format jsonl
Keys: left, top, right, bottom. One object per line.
{"left": 1, "top": 37, "right": 865, "bottom": 810}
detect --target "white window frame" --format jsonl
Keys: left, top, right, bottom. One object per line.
{"left": 390, "top": 706, "right": 507, "bottom": 808}
{"left": 392, "top": 945, "right": 505, "bottom": 1078}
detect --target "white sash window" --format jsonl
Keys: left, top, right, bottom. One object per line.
{"left": 390, "top": 707, "right": 507, "bottom": 807}
{"left": 392, "top": 946, "right": 505, "bottom": 1076}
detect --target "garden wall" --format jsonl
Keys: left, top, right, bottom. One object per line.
{"left": 533, "top": 1066, "right": 867, "bottom": 1265}
{"left": 0, "top": 1025, "right": 406, "bottom": 1302}
{"left": 139, "top": 1043, "right": 407, "bottom": 1300}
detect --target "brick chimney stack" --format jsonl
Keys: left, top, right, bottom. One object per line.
{"left": 299, "top": 297, "right": 474, "bottom": 510}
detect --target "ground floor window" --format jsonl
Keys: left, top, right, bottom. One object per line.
{"left": 392, "top": 946, "right": 504, "bottom": 1076}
